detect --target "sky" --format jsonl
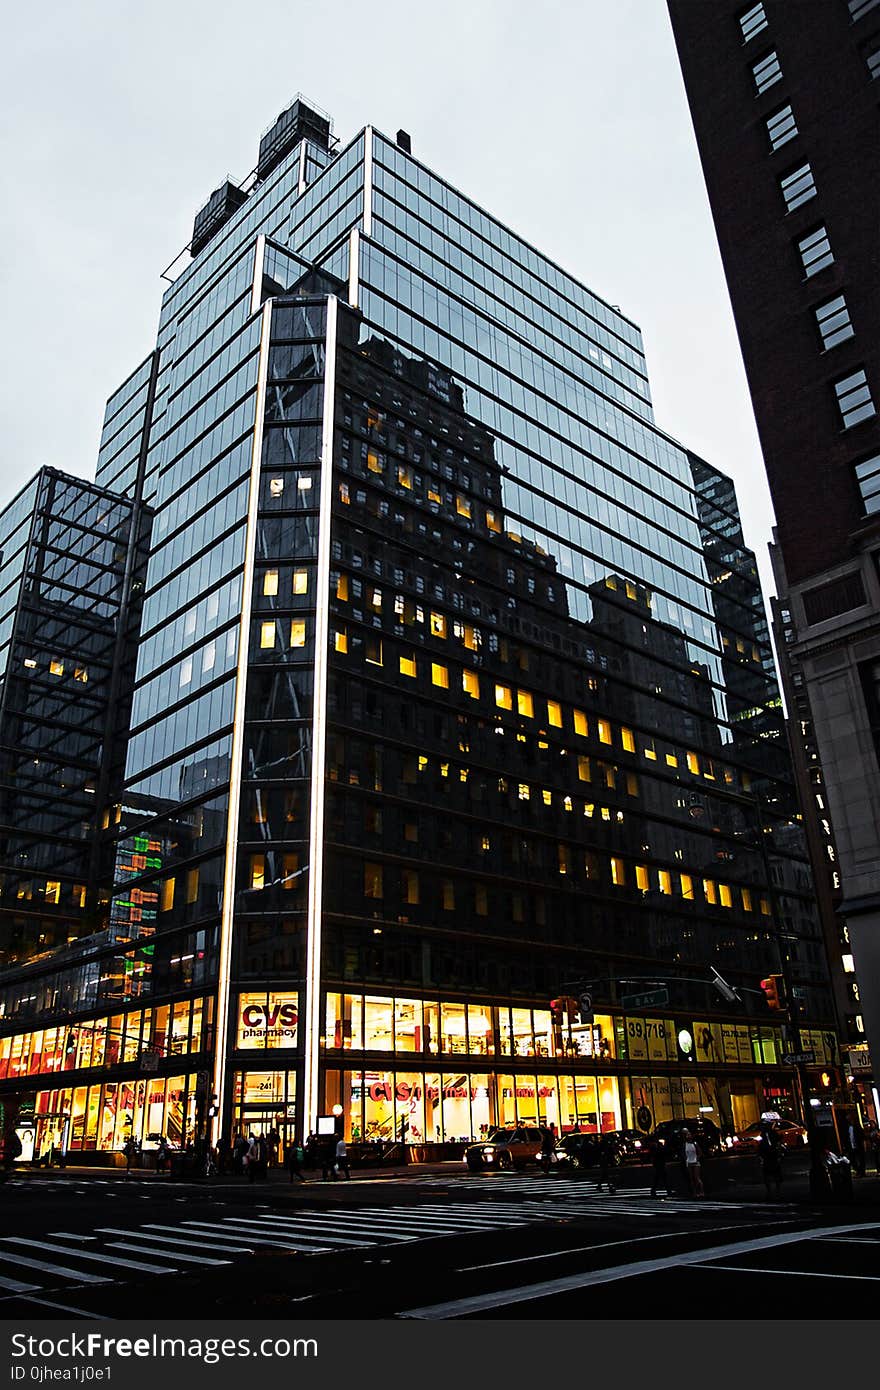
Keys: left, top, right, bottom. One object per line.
{"left": 0, "top": 0, "right": 776, "bottom": 598}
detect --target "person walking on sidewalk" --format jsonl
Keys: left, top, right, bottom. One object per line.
{"left": 758, "top": 1124, "right": 784, "bottom": 1199}
{"left": 539, "top": 1126, "right": 556, "bottom": 1175}
{"left": 595, "top": 1132, "right": 617, "bottom": 1193}
{"left": 335, "top": 1136, "right": 351, "bottom": 1179}
{"left": 285, "top": 1141, "right": 306, "bottom": 1182}
{"left": 682, "top": 1129, "right": 704, "bottom": 1198}
{"left": 649, "top": 1135, "right": 670, "bottom": 1198}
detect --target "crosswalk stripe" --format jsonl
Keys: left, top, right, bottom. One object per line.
{"left": 350, "top": 1206, "right": 523, "bottom": 1227}
{"left": 139, "top": 1225, "right": 254, "bottom": 1253}
{"left": 259, "top": 1211, "right": 473, "bottom": 1235}
{"left": 105, "top": 1242, "right": 230, "bottom": 1267}
{"left": 0, "top": 1252, "right": 112, "bottom": 1283}
{"left": 97, "top": 1227, "right": 244, "bottom": 1258}
{"left": 180, "top": 1221, "right": 337, "bottom": 1252}
{"left": 214, "top": 1219, "right": 376, "bottom": 1248}
{"left": 0, "top": 1272, "right": 41, "bottom": 1293}
{"left": 255, "top": 1213, "right": 490, "bottom": 1240}
{"left": 2, "top": 1238, "right": 175, "bottom": 1275}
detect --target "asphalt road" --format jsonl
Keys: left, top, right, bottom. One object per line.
{"left": 0, "top": 1162, "right": 877, "bottom": 1320}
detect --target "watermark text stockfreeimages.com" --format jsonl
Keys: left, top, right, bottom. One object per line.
{"left": 10, "top": 1334, "right": 317, "bottom": 1368}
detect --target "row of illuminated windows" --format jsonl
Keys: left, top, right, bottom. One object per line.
{"left": 324, "top": 993, "right": 616, "bottom": 1060}
{"left": 20, "top": 656, "right": 89, "bottom": 682}
{"left": 7, "top": 879, "right": 87, "bottom": 910}
{"left": 0, "top": 995, "right": 213, "bottom": 1080}
{"left": 357, "top": 858, "right": 771, "bottom": 913}
{"left": 331, "top": 633, "right": 747, "bottom": 787}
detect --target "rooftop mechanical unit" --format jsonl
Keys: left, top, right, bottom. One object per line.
{"left": 191, "top": 181, "right": 249, "bottom": 257}
{"left": 257, "top": 97, "right": 331, "bottom": 182}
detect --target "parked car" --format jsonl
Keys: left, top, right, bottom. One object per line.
{"left": 464, "top": 1127, "right": 545, "bottom": 1171}
{"left": 650, "top": 1117, "right": 722, "bottom": 1157}
{"left": 731, "top": 1118, "right": 808, "bottom": 1151}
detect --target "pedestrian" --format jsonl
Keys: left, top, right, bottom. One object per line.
{"left": 123, "top": 1135, "right": 138, "bottom": 1178}
{"left": 305, "top": 1132, "right": 318, "bottom": 1172}
{"left": 245, "top": 1133, "right": 259, "bottom": 1183}
{"left": 335, "top": 1136, "right": 351, "bottom": 1179}
{"left": 650, "top": 1135, "right": 670, "bottom": 1198}
{"left": 155, "top": 1136, "right": 170, "bottom": 1176}
{"left": 539, "top": 1126, "right": 556, "bottom": 1175}
{"left": 866, "top": 1122, "right": 880, "bottom": 1175}
{"left": 267, "top": 1127, "right": 280, "bottom": 1170}
{"left": 758, "top": 1124, "right": 784, "bottom": 1199}
{"left": 595, "top": 1132, "right": 617, "bottom": 1193}
{"left": 682, "top": 1129, "right": 704, "bottom": 1198}
{"left": 285, "top": 1141, "right": 306, "bottom": 1182}
{"left": 846, "top": 1117, "right": 866, "bottom": 1177}
{"left": 321, "top": 1136, "right": 336, "bottom": 1181}
{"left": 234, "top": 1133, "right": 248, "bottom": 1176}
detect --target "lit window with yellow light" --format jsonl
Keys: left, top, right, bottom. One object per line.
{"left": 658, "top": 870, "right": 672, "bottom": 895}
{"left": 462, "top": 669, "right": 480, "bottom": 698}
{"left": 432, "top": 662, "right": 449, "bottom": 688}
{"left": 290, "top": 621, "right": 307, "bottom": 648}
{"left": 430, "top": 612, "right": 447, "bottom": 638}
{"left": 336, "top": 573, "right": 349, "bottom": 600}
{"left": 260, "top": 622, "right": 275, "bottom": 649}
{"left": 719, "top": 884, "right": 732, "bottom": 908}
{"left": 518, "top": 783, "right": 530, "bottom": 801}
{"left": 680, "top": 873, "right": 694, "bottom": 900}
{"left": 547, "top": 700, "right": 562, "bottom": 727}
{"left": 400, "top": 653, "right": 417, "bottom": 678}
{"left": 573, "top": 710, "right": 588, "bottom": 737}
{"left": 703, "top": 879, "right": 717, "bottom": 905}
{"left": 486, "top": 509, "right": 501, "bottom": 533}
{"left": 293, "top": 570, "right": 308, "bottom": 595}
{"left": 635, "top": 865, "right": 649, "bottom": 892}
{"left": 665, "top": 752, "right": 678, "bottom": 768}
{"left": 621, "top": 726, "right": 635, "bottom": 752}
{"left": 334, "top": 629, "right": 348, "bottom": 654}
{"left": 398, "top": 466, "right": 413, "bottom": 489}
{"left": 74, "top": 667, "right": 88, "bottom": 684}
{"left": 759, "top": 897, "right": 771, "bottom": 916}
{"left": 686, "top": 751, "right": 700, "bottom": 774}
{"left": 45, "top": 880, "right": 61, "bottom": 905}
{"left": 263, "top": 568, "right": 279, "bottom": 596}
{"left": 517, "top": 690, "right": 534, "bottom": 718}
{"left": 598, "top": 719, "right": 612, "bottom": 744}
{"left": 610, "top": 857, "right": 626, "bottom": 886}
{"left": 160, "top": 877, "right": 176, "bottom": 910}
{"left": 455, "top": 494, "right": 471, "bottom": 518}
{"left": 578, "top": 756, "right": 591, "bottom": 782}
{"left": 186, "top": 869, "right": 200, "bottom": 904}
{"left": 49, "top": 660, "right": 64, "bottom": 677}
{"left": 495, "top": 683, "right": 513, "bottom": 710}
{"left": 741, "top": 887, "right": 753, "bottom": 912}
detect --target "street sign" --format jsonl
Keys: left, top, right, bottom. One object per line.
{"left": 847, "top": 1047, "right": 872, "bottom": 1072}
{"left": 620, "top": 987, "right": 669, "bottom": 1010}
{"left": 781, "top": 1050, "right": 815, "bottom": 1065}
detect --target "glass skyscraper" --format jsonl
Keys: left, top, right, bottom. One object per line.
{"left": 0, "top": 99, "right": 838, "bottom": 1162}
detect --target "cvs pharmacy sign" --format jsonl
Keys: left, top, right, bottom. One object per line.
{"left": 237, "top": 992, "right": 298, "bottom": 1049}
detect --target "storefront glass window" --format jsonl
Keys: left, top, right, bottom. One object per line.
{"left": 533, "top": 1010, "right": 553, "bottom": 1058}
{"left": 395, "top": 1072, "right": 426, "bottom": 1143}
{"left": 394, "top": 999, "right": 422, "bottom": 1053}
{"left": 497, "top": 1007, "right": 513, "bottom": 1055}
{"left": 440, "top": 1002, "right": 468, "bottom": 1054}
{"left": 441, "top": 1073, "right": 472, "bottom": 1140}
{"left": 511, "top": 1008, "right": 534, "bottom": 1056}
{"left": 423, "top": 1001, "right": 439, "bottom": 1054}
{"left": 364, "top": 997, "right": 394, "bottom": 1050}
{"left": 467, "top": 1005, "right": 494, "bottom": 1055}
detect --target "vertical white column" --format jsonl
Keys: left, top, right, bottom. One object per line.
{"left": 302, "top": 294, "right": 338, "bottom": 1137}
{"left": 363, "top": 126, "right": 373, "bottom": 238}
{"left": 210, "top": 298, "right": 273, "bottom": 1139}
{"left": 250, "top": 235, "right": 266, "bottom": 317}
{"left": 298, "top": 140, "right": 308, "bottom": 194}
{"left": 348, "top": 227, "right": 360, "bottom": 309}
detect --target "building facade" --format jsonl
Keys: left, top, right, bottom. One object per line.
{"left": 0, "top": 98, "right": 840, "bottom": 1161}
{"left": 668, "top": 0, "right": 880, "bottom": 1115}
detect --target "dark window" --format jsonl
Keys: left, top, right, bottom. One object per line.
{"left": 739, "top": 3, "right": 768, "bottom": 42}
{"left": 752, "top": 50, "right": 782, "bottom": 93}
{"left": 802, "top": 572, "right": 866, "bottom": 626}
{"left": 834, "top": 369, "right": 876, "bottom": 429}
{"left": 766, "top": 104, "right": 798, "bottom": 151}
{"left": 850, "top": 0, "right": 880, "bottom": 22}
{"left": 797, "top": 225, "right": 834, "bottom": 277}
{"left": 815, "top": 295, "right": 855, "bottom": 351}
{"left": 780, "top": 162, "right": 816, "bottom": 212}
{"left": 854, "top": 453, "right": 880, "bottom": 514}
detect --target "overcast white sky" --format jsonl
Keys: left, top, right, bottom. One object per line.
{"left": 0, "top": 0, "right": 777, "bottom": 597}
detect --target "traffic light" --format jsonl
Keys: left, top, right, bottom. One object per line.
{"left": 760, "top": 975, "right": 784, "bottom": 1010}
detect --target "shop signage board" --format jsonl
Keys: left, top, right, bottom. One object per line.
{"left": 781, "top": 1050, "right": 815, "bottom": 1065}
{"left": 847, "top": 1047, "right": 872, "bottom": 1072}
{"left": 620, "top": 987, "right": 669, "bottom": 1010}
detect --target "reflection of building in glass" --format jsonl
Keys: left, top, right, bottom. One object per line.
{"left": 0, "top": 103, "right": 841, "bottom": 1159}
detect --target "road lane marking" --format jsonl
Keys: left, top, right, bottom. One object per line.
{"left": 2, "top": 1238, "right": 175, "bottom": 1275}
{"left": 0, "top": 1253, "right": 112, "bottom": 1284}
{"left": 0, "top": 1272, "right": 40, "bottom": 1293}
{"left": 138, "top": 1225, "right": 254, "bottom": 1253}
{"left": 454, "top": 1225, "right": 753, "bottom": 1273}
{"left": 698, "top": 1264, "right": 880, "bottom": 1281}
{"left": 399, "top": 1219, "right": 880, "bottom": 1318}
{"left": 105, "top": 1242, "right": 230, "bottom": 1266}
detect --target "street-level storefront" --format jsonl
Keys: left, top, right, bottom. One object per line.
{"left": 11, "top": 1073, "right": 200, "bottom": 1160}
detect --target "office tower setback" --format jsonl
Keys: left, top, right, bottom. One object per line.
{"left": 0, "top": 97, "right": 841, "bottom": 1162}
{"left": 669, "top": 0, "right": 879, "bottom": 1115}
